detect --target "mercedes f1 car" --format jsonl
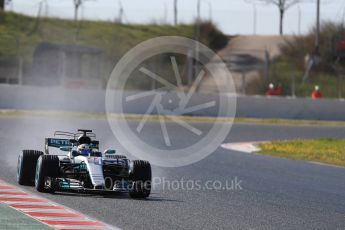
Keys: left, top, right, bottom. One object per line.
{"left": 17, "top": 129, "right": 151, "bottom": 198}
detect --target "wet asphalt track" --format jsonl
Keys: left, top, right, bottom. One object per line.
{"left": 1, "top": 116, "right": 345, "bottom": 230}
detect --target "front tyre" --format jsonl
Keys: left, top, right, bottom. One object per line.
{"left": 35, "top": 155, "right": 59, "bottom": 193}
{"left": 129, "top": 160, "right": 151, "bottom": 198}
{"left": 17, "top": 150, "right": 43, "bottom": 186}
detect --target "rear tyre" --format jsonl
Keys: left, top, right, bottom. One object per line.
{"left": 35, "top": 155, "right": 59, "bottom": 193}
{"left": 17, "top": 150, "right": 43, "bottom": 186}
{"left": 129, "top": 160, "right": 151, "bottom": 198}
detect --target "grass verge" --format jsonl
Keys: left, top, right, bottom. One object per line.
{"left": 0, "top": 203, "right": 52, "bottom": 230}
{"left": 259, "top": 139, "right": 345, "bottom": 167}
{"left": 0, "top": 12, "right": 195, "bottom": 60}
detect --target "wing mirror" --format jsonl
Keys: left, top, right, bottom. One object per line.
{"left": 60, "top": 146, "right": 72, "bottom": 151}
{"left": 104, "top": 149, "right": 116, "bottom": 154}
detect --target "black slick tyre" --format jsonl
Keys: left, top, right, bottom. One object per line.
{"left": 17, "top": 150, "right": 43, "bottom": 186}
{"left": 129, "top": 160, "right": 151, "bottom": 198}
{"left": 35, "top": 155, "right": 59, "bottom": 193}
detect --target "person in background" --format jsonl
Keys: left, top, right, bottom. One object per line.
{"left": 274, "top": 83, "right": 282, "bottom": 96}
{"left": 311, "top": 85, "right": 323, "bottom": 99}
{"left": 266, "top": 83, "right": 275, "bottom": 96}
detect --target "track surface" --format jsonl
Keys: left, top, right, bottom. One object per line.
{"left": 1, "top": 116, "right": 345, "bottom": 229}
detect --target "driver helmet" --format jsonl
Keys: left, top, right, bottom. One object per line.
{"left": 78, "top": 143, "right": 90, "bottom": 156}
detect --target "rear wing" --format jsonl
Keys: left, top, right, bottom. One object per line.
{"left": 45, "top": 138, "right": 99, "bottom": 154}
{"left": 45, "top": 138, "right": 71, "bottom": 154}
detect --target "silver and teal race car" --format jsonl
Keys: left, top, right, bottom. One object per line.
{"left": 17, "top": 129, "right": 152, "bottom": 198}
